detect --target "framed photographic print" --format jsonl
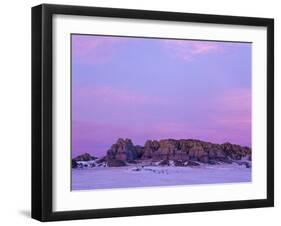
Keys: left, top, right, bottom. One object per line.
{"left": 32, "top": 4, "right": 274, "bottom": 221}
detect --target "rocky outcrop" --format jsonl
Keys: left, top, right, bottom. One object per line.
{"left": 73, "top": 153, "right": 97, "bottom": 161}
{"left": 72, "top": 138, "right": 251, "bottom": 168}
{"left": 106, "top": 138, "right": 251, "bottom": 164}
{"left": 107, "top": 138, "right": 138, "bottom": 161}
{"left": 142, "top": 140, "right": 161, "bottom": 159}
{"left": 72, "top": 159, "right": 78, "bottom": 168}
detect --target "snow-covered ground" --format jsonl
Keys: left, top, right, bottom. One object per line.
{"left": 72, "top": 164, "right": 251, "bottom": 190}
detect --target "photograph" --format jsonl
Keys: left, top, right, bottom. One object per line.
{"left": 31, "top": 3, "right": 274, "bottom": 221}
{"left": 71, "top": 34, "right": 252, "bottom": 191}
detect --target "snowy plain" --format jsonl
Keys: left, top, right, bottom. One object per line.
{"left": 72, "top": 164, "right": 251, "bottom": 190}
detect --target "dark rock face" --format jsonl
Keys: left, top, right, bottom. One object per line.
{"left": 107, "top": 138, "right": 138, "bottom": 161}
{"left": 72, "top": 159, "right": 78, "bottom": 168}
{"left": 186, "top": 160, "right": 200, "bottom": 166}
{"left": 174, "top": 160, "right": 184, "bottom": 166}
{"left": 236, "top": 161, "right": 251, "bottom": 168}
{"left": 135, "top": 145, "right": 145, "bottom": 158}
{"left": 96, "top": 156, "right": 106, "bottom": 164}
{"left": 142, "top": 140, "right": 160, "bottom": 159}
{"left": 158, "top": 159, "right": 170, "bottom": 166}
{"left": 107, "top": 159, "right": 127, "bottom": 167}
{"left": 73, "top": 153, "right": 96, "bottom": 161}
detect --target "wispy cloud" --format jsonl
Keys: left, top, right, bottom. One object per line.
{"left": 72, "top": 35, "right": 124, "bottom": 64}
{"left": 163, "top": 40, "right": 220, "bottom": 61}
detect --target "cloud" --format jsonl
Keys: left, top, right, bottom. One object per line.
{"left": 72, "top": 35, "right": 124, "bottom": 64}
{"left": 163, "top": 39, "right": 220, "bottom": 61}
{"left": 72, "top": 35, "right": 222, "bottom": 64}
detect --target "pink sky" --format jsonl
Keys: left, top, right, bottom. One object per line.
{"left": 71, "top": 35, "right": 252, "bottom": 157}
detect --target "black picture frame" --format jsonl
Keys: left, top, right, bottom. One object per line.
{"left": 32, "top": 3, "right": 274, "bottom": 222}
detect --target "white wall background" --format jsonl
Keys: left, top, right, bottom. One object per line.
{"left": 0, "top": 0, "right": 279, "bottom": 225}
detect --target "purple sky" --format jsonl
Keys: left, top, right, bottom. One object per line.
{"left": 72, "top": 34, "right": 252, "bottom": 157}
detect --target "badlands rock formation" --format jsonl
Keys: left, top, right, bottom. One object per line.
{"left": 72, "top": 138, "right": 251, "bottom": 168}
